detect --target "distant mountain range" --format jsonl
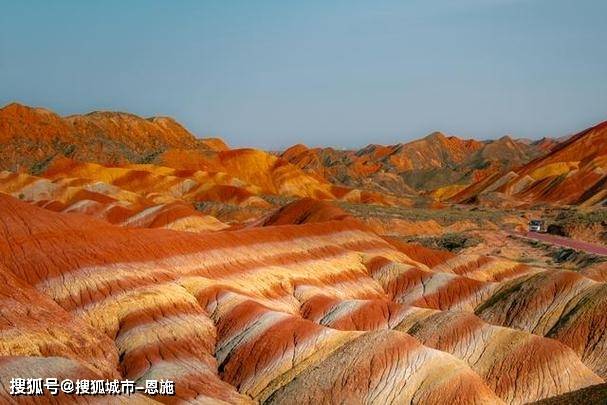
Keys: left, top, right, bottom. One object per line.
{"left": 1, "top": 102, "right": 605, "bottom": 206}
{"left": 449, "top": 120, "right": 607, "bottom": 207}
{"left": 281, "top": 132, "right": 557, "bottom": 195}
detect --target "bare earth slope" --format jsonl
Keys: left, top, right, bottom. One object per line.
{"left": 0, "top": 193, "right": 605, "bottom": 403}
{"left": 452, "top": 120, "right": 607, "bottom": 206}
{"left": 0, "top": 102, "right": 225, "bottom": 171}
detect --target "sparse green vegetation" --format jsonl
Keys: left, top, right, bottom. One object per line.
{"left": 137, "top": 149, "right": 165, "bottom": 164}
{"left": 338, "top": 201, "right": 505, "bottom": 226}
{"left": 512, "top": 234, "right": 606, "bottom": 269}
{"left": 553, "top": 208, "right": 607, "bottom": 227}
{"left": 543, "top": 207, "right": 607, "bottom": 244}
{"left": 261, "top": 195, "right": 297, "bottom": 206}
{"left": 532, "top": 383, "right": 607, "bottom": 405}
{"left": 475, "top": 280, "right": 525, "bottom": 315}
{"left": 403, "top": 232, "right": 482, "bottom": 253}
{"left": 551, "top": 247, "right": 605, "bottom": 268}
{"left": 30, "top": 154, "right": 56, "bottom": 175}
{"left": 194, "top": 200, "right": 273, "bottom": 223}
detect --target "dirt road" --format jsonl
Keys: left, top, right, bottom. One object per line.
{"left": 524, "top": 231, "right": 607, "bottom": 256}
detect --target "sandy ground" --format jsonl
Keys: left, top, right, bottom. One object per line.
{"left": 461, "top": 230, "right": 553, "bottom": 265}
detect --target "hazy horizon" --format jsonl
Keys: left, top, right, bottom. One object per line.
{"left": 2, "top": 1, "right": 606, "bottom": 149}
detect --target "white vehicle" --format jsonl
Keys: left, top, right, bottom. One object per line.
{"left": 528, "top": 219, "right": 547, "bottom": 233}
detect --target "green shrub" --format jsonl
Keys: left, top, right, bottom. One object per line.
{"left": 405, "top": 232, "right": 482, "bottom": 253}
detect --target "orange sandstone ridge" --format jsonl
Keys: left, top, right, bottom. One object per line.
{"left": 1, "top": 102, "right": 607, "bottom": 403}
{"left": 281, "top": 132, "right": 552, "bottom": 196}
{"left": 0, "top": 102, "right": 227, "bottom": 171}
{"left": 0, "top": 103, "right": 407, "bottom": 207}
{"left": 451, "top": 120, "right": 607, "bottom": 206}
{"left": 7, "top": 101, "right": 603, "bottom": 207}
{"left": 0, "top": 193, "right": 606, "bottom": 403}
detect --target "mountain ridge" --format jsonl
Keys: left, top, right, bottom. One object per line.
{"left": 282, "top": 129, "right": 552, "bottom": 194}
{"left": 450, "top": 120, "right": 607, "bottom": 206}
{"left": 0, "top": 102, "right": 225, "bottom": 171}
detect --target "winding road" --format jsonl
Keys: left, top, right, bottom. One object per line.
{"left": 523, "top": 231, "right": 607, "bottom": 256}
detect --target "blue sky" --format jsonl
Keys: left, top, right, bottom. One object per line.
{"left": 1, "top": 0, "right": 606, "bottom": 148}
